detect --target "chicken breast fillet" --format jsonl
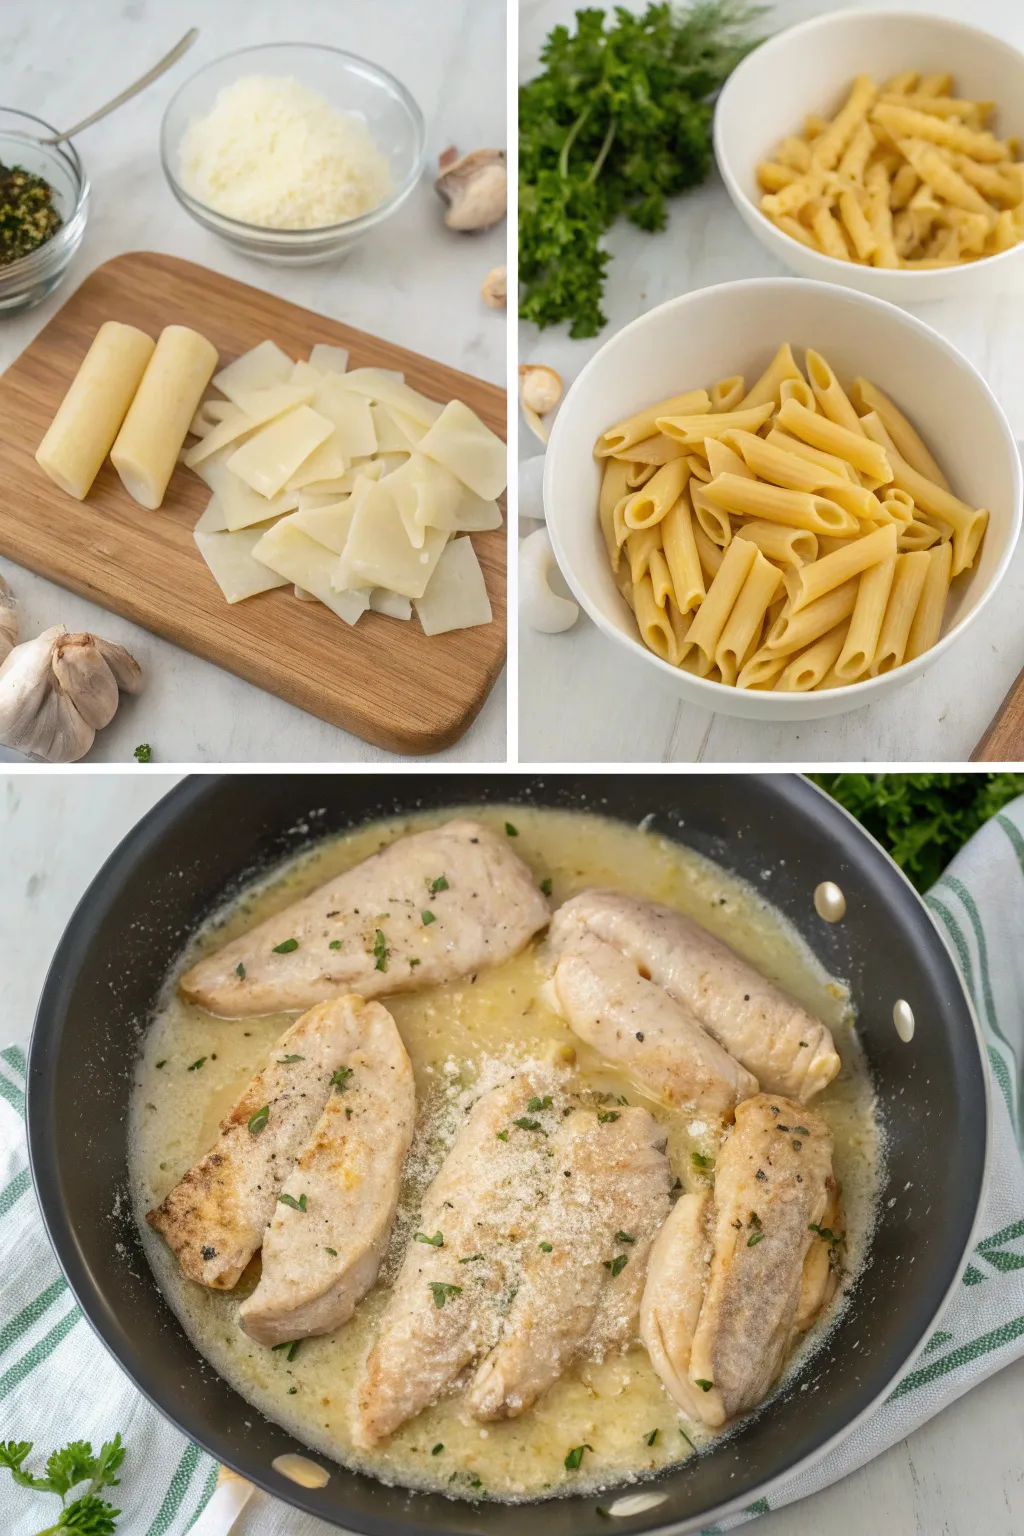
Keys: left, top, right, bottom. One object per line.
{"left": 550, "top": 891, "right": 840, "bottom": 1102}
{"left": 147, "top": 997, "right": 388, "bottom": 1290}
{"left": 552, "top": 933, "right": 759, "bottom": 1117}
{"left": 467, "top": 1105, "right": 671, "bottom": 1422}
{"left": 654, "top": 1094, "right": 837, "bottom": 1429}
{"left": 180, "top": 819, "right": 550, "bottom": 1017}
{"left": 353, "top": 1076, "right": 553, "bottom": 1448}
{"left": 238, "top": 1002, "right": 415, "bottom": 1345}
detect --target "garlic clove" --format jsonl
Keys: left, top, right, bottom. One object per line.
{"left": 51, "top": 632, "right": 121, "bottom": 730}
{"left": 519, "top": 528, "right": 579, "bottom": 634}
{"left": 93, "top": 636, "right": 144, "bottom": 695}
{"left": 25, "top": 686, "right": 96, "bottom": 763}
{"left": 435, "top": 147, "right": 507, "bottom": 232}
{"left": 519, "top": 365, "right": 563, "bottom": 444}
{"left": 481, "top": 265, "right": 507, "bottom": 309}
{"left": 0, "top": 574, "right": 17, "bottom": 663}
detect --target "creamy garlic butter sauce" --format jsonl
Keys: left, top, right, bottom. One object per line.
{"left": 128, "top": 807, "right": 882, "bottom": 1504}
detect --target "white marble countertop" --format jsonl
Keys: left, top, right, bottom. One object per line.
{"left": 0, "top": 0, "right": 507, "bottom": 765}
{"left": 519, "top": 0, "right": 1024, "bottom": 764}
{"left": 3, "top": 773, "right": 1024, "bottom": 1536}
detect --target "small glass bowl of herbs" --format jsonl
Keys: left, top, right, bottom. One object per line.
{"left": 0, "top": 108, "right": 89, "bottom": 316}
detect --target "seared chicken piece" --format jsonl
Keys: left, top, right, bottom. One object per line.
{"left": 147, "top": 997, "right": 388, "bottom": 1289}
{"left": 239, "top": 1003, "right": 415, "bottom": 1345}
{"left": 467, "top": 1105, "right": 671, "bottom": 1421}
{"left": 643, "top": 1094, "right": 836, "bottom": 1429}
{"left": 550, "top": 891, "right": 840, "bottom": 1102}
{"left": 640, "top": 1190, "right": 713, "bottom": 1422}
{"left": 180, "top": 819, "right": 549, "bottom": 1017}
{"left": 552, "top": 933, "right": 759, "bottom": 1116}
{"left": 353, "top": 1076, "right": 552, "bottom": 1448}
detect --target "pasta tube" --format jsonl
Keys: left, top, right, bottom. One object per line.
{"left": 872, "top": 550, "right": 930, "bottom": 674}
{"left": 859, "top": 413, "right": 987, "bottom": 572}
{"left": 623, "top": 458, "right": 690, "bottom": 531}
{"left": 693, "top": 519, "right": 724, "bottom": 581}
{"left": 648, "top": 548, "right": 675, "bottom": 609}
{"left": 656, "top": 403, "right": 774, "bottom": 445}
{"left": 597, "top": 390, "right": 711, "bottom": 457}
{"left": 872, "top": 102, "right": 1009, "bottom": 163}
{"left": 633, "top": 575, "right": 677, "bottom": 662}
{"left": 811, "top": 75, "right": 879, "bottom": 170}
{"left": 723, "top": 430, "right": 880, "bottom": 519}
{"left": 621, "top": 434, "right": 688, "bottom": 466}
{"left": 737, "top": 343, "right": 804, "bottom": 410}
{"left": 715, "top": 550, "right": 783, "bottom": 685}
{"left": 710, "top": 375, "right": 745, "bottom": 412}
{"left": 765, "top": 429, "right": 859, "bottom": 483}
{"left": 680, "top": 536, "right": 758, "bottom": 675}
{"left": 689, "top": 483, "right": 733, "bottom": 548}
{"left": 736, "top": 646, "right": 789, "bottom": 690}
{"left": 775, "top": 621, "right": 850, "bottom": 692}
{"left": 626, "top": 526, "right": 662, "bottom": 585}
{"left": 784, "top": 523, "right": 897, "bottom": 614}
{"left": 777, "top": 398, "right": 894, "bottom": 482}
{"left": 733, "top": 519, "right": 817, "bottom": 569}
{"left": 765, "top": 577, "right": 859, "bottom": 655}
{"left": 705, "top": 438, "right": 753, "bottom": 480}
{"left": 834, "top": 545, "right": 898, "bottom": 679}
{"left": 904, "top": 540, "right": 953, "bottom": 661}
{"left": 36, "top": 321, "right": 156, "bottom": 500}
{"left": 804, "top": 350, "right": 865, "bottom": 435}
{"left": 661, "top": 492, "right": 705, "bottom": 616}
{"left": 598, "top": 459, "right": 630, "bottom": 571}
{"left": 850, "top": 377, "right": 950, "bottom": 488}
{"left": 701, "top": 474, "right": 860, "bottom": 536}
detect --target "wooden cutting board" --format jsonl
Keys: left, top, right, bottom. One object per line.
{"left": 0, "top": 251, "right": 506, "bottom": 756}
{"left": 972, "top": 666, "right": 1024, "bottom": 761}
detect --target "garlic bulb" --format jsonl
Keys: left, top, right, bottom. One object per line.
{"left": 0, "top": 625, "right": 143, "bottom": 762}
{"left": 0, "top": 575, "right": 17, "bottom": 663}
{"left": 519, "top": 365, "right": 563, "bottom": 444}
{"left": 435, "top": 147, "right": 507, "bottom": 231}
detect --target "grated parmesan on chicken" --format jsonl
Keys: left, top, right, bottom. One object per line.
{"left": 179, "top": 74, "right": 394, "bottom": 229}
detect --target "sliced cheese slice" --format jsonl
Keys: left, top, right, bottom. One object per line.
{"left": 334, "top": 478, "right": 448, "bottom": 599}
{"left": 310, "top": 376, "right": 378, "bottom": 459}
{"left": 309, "top": 343, "right": 349, "bottom": 375}
{"left": 214, "top": 340, "right": 294, "bottom": 404}
{"left": 387, "top": 453, "right": 503, "bottom": 546}
{"left": 414, "top": 535, "right": 493, "bottom": 635}
{"left": 195, "top": 495, "right": 228, "bottom": 532}
{"left": 370, "top": 589, "right": 412, "bottom": 620}
{"left": 418, "top": 399, "right": 507, "bottom": 501}
{"left": 227, "top": 406, "right": 335, "bottom": 499}
{"left": 194, "top": 522, "right": 291, "bottom": 603}
{"left": 184, "top": 383, "right": 315, "bottom": 469}
{"left": 188, "top": 398, "right": 234, "bottom": 438}
{"left": 197, "top": 453, "right": 299, "bottom": 530}
{"left": 285, "top": 431, "right": 348, "bottom": 491}
{"left": 340, "top": 368, "right": 445, "bottom": 428}
{"left": 370, "top": 403, "right": 417, "bottom": 455}
{"left": 290, "top": 498, "right": 356, "bottom": 555}
{"left": 252, "top": 519, "right": 371, "bottom": 625}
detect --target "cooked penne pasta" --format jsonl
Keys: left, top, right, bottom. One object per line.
{"left": 592, "top": 345, "right": 986, "bottom": 688}
{"left": 757, "top": 69, "right": 1023, "bottom": 268}
{"left": 596, "top": 390, "right": 711, "bottom": 457}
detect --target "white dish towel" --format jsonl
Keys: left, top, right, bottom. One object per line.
{"left": 1, "top": 802, "right": 1023, "bottom": 1535}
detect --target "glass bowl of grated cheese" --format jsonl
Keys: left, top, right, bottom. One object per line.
{"left": 160, "top": 43, "right": 426, "bottom": 264}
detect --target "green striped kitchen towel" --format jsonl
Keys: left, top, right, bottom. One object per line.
{"left": 1, "top": 803, "right": 1023, "bottom": 1534}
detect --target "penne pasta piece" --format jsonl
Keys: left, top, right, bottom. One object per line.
{"left": 686, "top": 454, "right": 711, "bottom": 483}
{"left": 761, "top": 169, "right": 826, "bottom": 219}
{"left": 661, "top": 492, "right": 705, "bottom": 616}
{"left": 812, "top": 75, "right": 879, "bottom": 171}
{"left": 777, "top": 398, "right": 893, "bottom": 482}
{"left": 656, "top": 404, "right": 774, "bottom": 445}
{"left": 626, "top": 526, "right": 662, "bottom": 585}
{"left": 904, "top": 539, "right": 953, "bottom": 661}
{"left": 701, "top": 473, "right": 860, "bottom": 536}
{"left": 623, "top": 458, "right": 690, "bottom": 531}
{"left": 668, "top": 602, "right": 693, "bottom": 655}
{"left": 859, "top": 413, "right": 987, "bottom": 572}
{"left": 838, "top": 120, "right": 876, "bottom": 183}
{"left": 736, "top": 644, "right": 789, "bottom": 690}
{"left": 633, "top": 575, "right": 677, "bottom": 662}
{"left": 765, "top": 429, "right": 859, "bottom": 482}
{"left": 723, "top": 429, "right": 882, "bottom": 520}
{"left": 598, "top": 458, "right": 630, "bottom": 572}
{"left": 917, "top": 73, "right": 954, "bottom": 98}
{"left": 709, "top": 374, "right": 745, "bottom": 412}
{"left": 953, "top": 154, "right": 1020, "bottom": 204}
{"left": 804, "top": 350, "right": 865, "bottom": 435}
{"left": 809, "top": 200, "right": 852, "bottom": 260}
{"left": 871, "top": 102, "right": 1009, "bottom": 163}
{"left": 648, "top": 547, "right": 675, "bottom": 609}
{"left": 778, "top": 376, "right": 818, "bottom": 412}
{"left": 689, "top": 482, "right": 733, "bottom": 548}
{"left": 897, "top": 137, "right": 997, "bottom": 223}
{"left": 776, "top": 136, "right": 813, "bottom": 172}
{"left": 877, "top": 487, "right": 914, "bottom": 526}
{"left": 625, "top": 461, "right": 658, "bottom": 489}
{"left": 693, "top": 519, "right": 724, "bottom": 582}
{"left": 783, "top": 523, "right": 897, "bottom": 614}
{"left": 680, "top": 536, "right": 759, "bottom": 675}
{"left": 774, "top": 621, "right": 850, "bottom": 691}
{"left": 838, "top": 188, "right": 878, "bottom": 261}
{"left": 596, "top": 391, "right": 711, "bottom": 457}
{"left": 850, "top": 377, "right": 950, "bottom": 488}
{"left": 734, "top": 519, "right": 818, "bottom": 569}
{"left": 737, "top": 343, "right": 804, "bottom": 411}
{"left": 898, "top": 519, "right": 942, "bottom": 551}
{"left": 772, "top": 213, "right": 821, "bottom": 250}
{"left": 834, "top": 546, "right": 898, "bottom": 679}
{"left": 871, "top": 550, "right": 930, "bottom": 673}
{"left": 889, "top": 160, "right": 920, "bottom": 209}
{"left": 622, "top": 434, "right": 689, "bottom": 466}
{"left": 613, "top": 494, "right": 630, "bottom": 550}
{"left": 715, "top": 550, "right": 783, "bottom": 685}
{"left": 882, "top": 70, "right": 918, "bottom": 97}
{"left": 614, "top": 561, "right": 635, "bottom": 612}
{"left": 765, "top": 577, "right": 859, "bottom": 655}
{"left": 758, "top": 161, "right": 802, "bottom": 193}
{"left": 705, "top": 438, "right": 753, "bottom": 481}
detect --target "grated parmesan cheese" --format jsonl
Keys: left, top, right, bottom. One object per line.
{"left": 179, "top": 74, "right": 394, "bottom": 229}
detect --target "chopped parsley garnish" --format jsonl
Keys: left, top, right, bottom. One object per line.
{"left": 278, "top": 1054, "right": 304, "bottom": 1064}
{"left": 410, "top": 957, "right": 421, "bottom": 967}
{"left": 809, "top": 1223, "right": 842, "bottom": 1248}
{"left": 504, "top": 821, "right": 519, "bottom": 837}
{"left": 134, "top": 742, "right": 152, "bottom": 762}
{"left": 188, "top": 1057, "right": 206, "bottom": 1072}
{"left": 564, "top": 1444, "right": 592, "bottom": 1470}
{"left": 247, "top": 1105, "right": 270, "bottom": 1136}
{"left": 459, "top": 1253, "right": 484, "bottom": 1263}
{"left": 372, "top": 929, "right": 388, "bottom": 972}
{"left": 540, "top": 877, "right": 553, "bottom": 896}
{"left": 792, "top": 1139, "right": 803, "bottom": 1151}
{"left": 603, "top": 1254, "right": 629, "bottom": 1278}
{"left": 747, "top": 1231, "right": 765, "bottom": 1247}
{"left": 539, "top": 1241, "right": 553, "bottom": 1252}
{"left": 345, "top": 1107, "right": 353, "bottom": 1119}
{"left": 428, "top": 1282, "right": 462, "bottom": 1309}
{"left": 331, "top": 1067, "right": 353, "bottom": 1091}
{"left": 496, "top": 1129, "right": 509, "bottom": 1142}
{"left": 527, "top": 1095, "right": 553, "bottom": 1112}
{"left": 596, "top": 1109, "right": 620, "bottom": 1123}
{"left": 429, "top": 874, "right": 449, "bottom": 894}
{"left": 616, "top": 1230, "right": 636, "bottom": 1244}
{"left": 645, "top": 1428, "right": 658, "bottom": 1446}
{"left": 414, "top": 1231, "right": 444, "bottom": 1247}
{"left": 597, "top": 1507, "right": 611, "bottom": 1519}
{"left": 272, "top": 938, "right": 299, "bottom": 954}
{"left": 155, "top": 1060, "right": 166, "bottom": 1069}
{"left": 278, "top": 1192, "right": 307, "bottom": 1213}
{"left": 432, "top": 1444, "right": 444, "bottom": 1456}
{"left": 691, "top": 1151, "right": 715, "bottom": 1170}
{"left": 793, "top": 1126, "right": 810, "bottom": 1135}
{"left": 421, "top": 910, "right": 437, "bottom": 926}
{"left": 679, "top": 1428, "right": 696, "bottom": 1451}
{"left": 288, "top": 1386, "right": 297, "bottom": 1394}
{"left": 235, "top": 962, "right": 245, "bottom": 979}
{"left": 329, "top": 940, "right": 342, "bottom": 950}
{"left": 514, "top": 1116, "right": 544, "bottom": 1132}
{"left": 272, "top": 1340, "right": 301, "bottom": 1361}
{"left": 0, "top": 1430, "right": 126, "bottom": 1533}
{"left": 325, "top": 1247, "right": 338, "bottom": 1257}
{"left": 695, "top": 1379, "right": 714, "bottom": 1392}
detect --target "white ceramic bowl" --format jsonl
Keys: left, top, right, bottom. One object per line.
{"left": 714, "top": 8, "right": 1024, "bottom": 303}
{"left": 543, "top": 278, "right": 1022, "bottom": 722}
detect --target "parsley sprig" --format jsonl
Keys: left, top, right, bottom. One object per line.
{"left": 0, "top": 1433, "right": 125, "bottom": 1534}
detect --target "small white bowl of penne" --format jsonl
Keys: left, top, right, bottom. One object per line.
{"left": 714, "top": 8, "right": 1024, "bottom": 300}
{"left": 543, "top": 277, "right": 1021, "bottom": 720}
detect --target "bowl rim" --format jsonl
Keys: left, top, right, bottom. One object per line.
{"left": 0, "top": 107, "right": 89, "bottom": 280}
{"left": 543, "top": 275, "right": 1024, "bottom": 710}
{"left": 713, "top": 6, "right": 1024, "bottom": 292}
{"left": 159, "top": 40, "right": 427, "bottom": 239}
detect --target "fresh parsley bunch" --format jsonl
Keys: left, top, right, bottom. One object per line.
{"left": 0, "top": 1433, "right": 125, "bottom": 1535}
{"left": 519, "top": 2, "right": 764, "bottom": 337}
{"left": 812, "top": 773, "right": 1024, "bottom": 892}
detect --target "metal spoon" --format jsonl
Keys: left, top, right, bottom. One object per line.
{"left": 35, "top": 28, "right": 199, "bottom": 144}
